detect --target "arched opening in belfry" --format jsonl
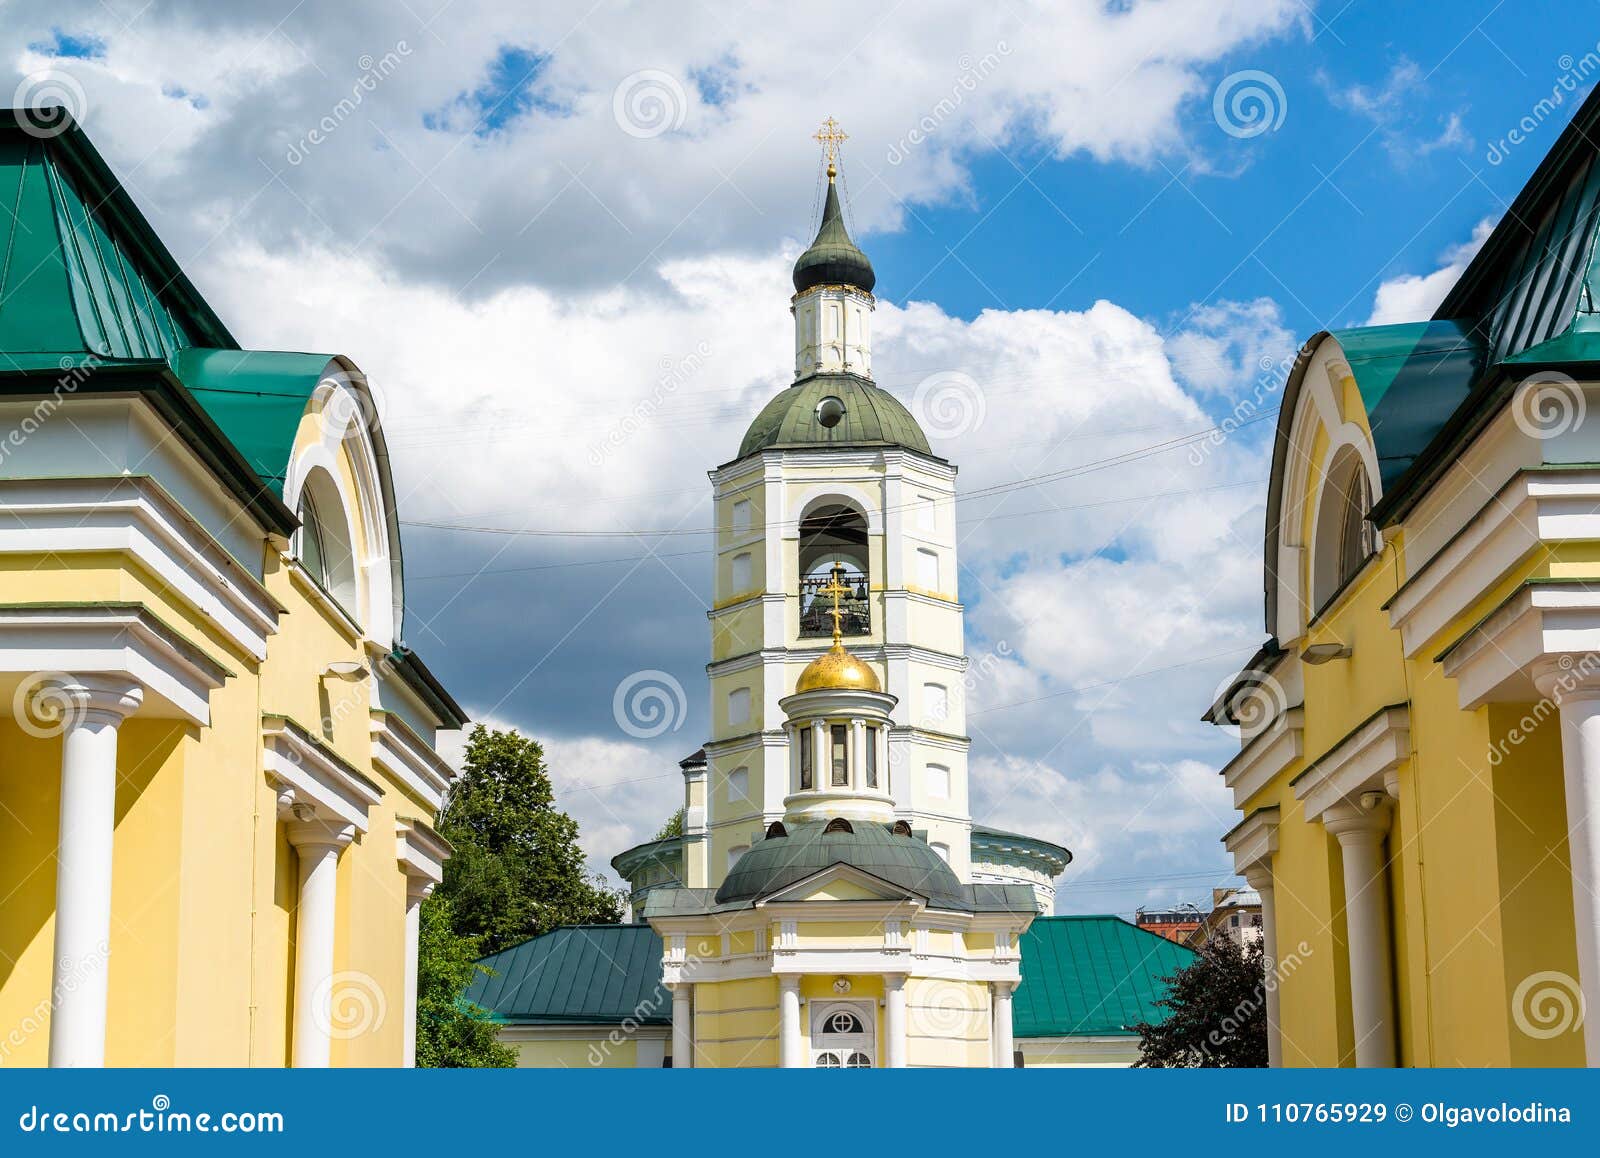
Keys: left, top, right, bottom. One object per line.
{"left": 798, "top": 503, "right": 869, "bottom": 638}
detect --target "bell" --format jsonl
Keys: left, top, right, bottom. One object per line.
{"left": 855, "top": 579, "right": 867, "bottom": 600}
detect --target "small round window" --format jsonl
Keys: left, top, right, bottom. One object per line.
{"left": 815, "top": 395, "right": 846, "bottom": 428}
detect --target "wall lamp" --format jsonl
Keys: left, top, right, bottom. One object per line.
{"left": 1302, "top": 642, "right": 1352, "bottom": 665}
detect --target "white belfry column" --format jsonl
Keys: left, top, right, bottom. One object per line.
{"left": 402, "top": 878, "right": 433, "bottom": 1067}
{"left": 1536, "top": 661, "right": 1600, "bottom": 1065}
{"left": 1243, "top": 864, "right": 1282, "bottom": 1068}
{"left": 670, "top": 982, "right": 694, "bottom": 1068}
{"left": 884, "top": 973, "right": 907, "bottom": 1068}
{"left": 779, "top": 976, "right": 802, "bottom": 1068}
{"left": 991, "top": 981, "right": 1015, "bottom": 1068}
{"left": 287, "top": 815, "right": 354, "bottom": 1068}
{"left": 1324, "top": 794, "right": 1396, "bottom": 1067}
{"left": 48, "top": 677, "right": 142, "bottom": 1068}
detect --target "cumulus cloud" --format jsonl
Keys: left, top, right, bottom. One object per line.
{"left": 2, "top": 0, "right": 1313, "bottom": 913}
{"left": 1366, "top": 217, "right": 1495, "bottom": 325}
{"left": 5, "top": 0, "right": 1308, "bottom": 293}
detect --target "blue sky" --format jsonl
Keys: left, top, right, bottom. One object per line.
{"left": 7, "top": 0, "right": 1597, "bottom": 918}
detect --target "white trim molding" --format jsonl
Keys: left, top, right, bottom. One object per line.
{"left": 262, "top": 714, "right": 382, "bottom": 832}
{"left": 1440, "top": 582, "right": 1600, "bottom": 708}
{"left": 0, "top": 602, "right": 229, "bottom": 724}
{"left": 396, "top": 817, "right": 451, "bottom": 890}
{"left": 1292, "top": 704, "right": 1409, "bottom": 823}
{"left": 1221, "top": 708, "right": 1304, "bottom": 808}
{"left": 1223, "top": 806, "right": 1280, "bottom": 877}
{"left": 371, "top": 710, "right": 456, "bottom": 811}
{"left": 0, "top": 476, "right": 281, "bottom": 661}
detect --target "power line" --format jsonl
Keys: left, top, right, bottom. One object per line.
{"left": 404, "top": 479, "right": 1265, "bottom": 580}
{"left": 401, "top": 413, "right": 1276, "bottom": 540}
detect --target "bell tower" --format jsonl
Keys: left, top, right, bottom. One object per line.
{"left": 693, "top": 120, "right": 971, "bottom": 889}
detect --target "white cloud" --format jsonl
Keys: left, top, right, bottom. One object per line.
{"left": 4, "top": 0, "right": 1308, "bottom": 291}
{"left": 1366, "top": 217, "right": 1495, "bottom": 325}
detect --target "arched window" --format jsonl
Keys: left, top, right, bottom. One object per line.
{"left": 799, "top": 503, "right": 869, "bottom": 637}
{"left": 1311, "top": 448, "right": 1372, "bottom": 613}
{"left": 296, "top": 469, "right": 359, "bottom": 617}
{"left": 812, "top": 1001, "right": 874, "bottom": 1068}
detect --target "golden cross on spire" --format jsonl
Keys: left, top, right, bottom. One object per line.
{"left": 819, "top": 562, "right": 852, "bottom": 646}
{"left": 813, "top": 116, "right": 848, "bottom": 180}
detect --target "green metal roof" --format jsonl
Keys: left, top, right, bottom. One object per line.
{"left": 470, "top": 914, "right": 1187, "bottom": 1038}
{"left": 737, "top": 373, "right": 933, "bottom": 459}
{"left": 0, "top": 115, "right": 234, "bottom": 362}
{"left": 1012, "top": 916, "right": 1193, "bottom": 1038}
{"left": 466, "top": 924, "right": 671, "bottom": 1025}
{"left": 792, "top": 177, "right": 875, "bottom": 294}
{"left": 715, "top": 819, "right": 974, "bottom": 910}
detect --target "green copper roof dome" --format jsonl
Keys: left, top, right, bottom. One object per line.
{"left": 792, "top": 177, "right": 875, "bottom": 294}
{"left": 715, "top": 819, "right": 970, "bottom": 910}
{"left": 738, "top": 373, "right": 932, "bottom": 458}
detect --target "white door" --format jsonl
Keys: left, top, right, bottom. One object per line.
{"left": 811, "top": 1002, "right": 874, "bottom": 1068}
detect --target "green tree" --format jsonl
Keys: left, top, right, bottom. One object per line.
{"left": 436, "top": 725, "right": 622, "bottom": 955}
{"left": 414, "top": 896, "right": 515, "bottom": 1068}
{"left": 654, "top": 807, "right": 685, "bottom": 840}
{"left": 1133, "top": 935, "right": 1269, "bottom": 1068}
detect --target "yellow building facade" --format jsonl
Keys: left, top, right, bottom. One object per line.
{"left": 0, "top": 111, "right": 465, "bottom": 1067}
{"left": 1210, "top": 91, "right": 1600, "bottom": 1067}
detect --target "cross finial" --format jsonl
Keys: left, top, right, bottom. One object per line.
{"left": 819, "top": 562, "right": 852, "bottom": 646}
{"left": 813, "top": 116, "right": 848, "bottom": 181}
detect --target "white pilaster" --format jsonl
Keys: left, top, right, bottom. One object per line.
{"left": 1243, "top": 864, "right": 1282, "bottom": 1068}
{"left": 884, "top": 973, "right": 907, "bottom": 1068}
{"left": 670, "top": 982, "right": 694, "bottom": 1068}
{"left": 287, "top": 816, "right": 354, "bottom": 1068}
{"left": 779, "top": 976, "right": 803, "bottom": 1068}
{"left": 1324, "top": 795, "right": 1396, "bottom": 1067}
{"left": 48, "top": 677, "right": 142, "bottom": 1068}
{"left": 402, "top": 878, "right": 433, "bottom": 1067}
{"left": 991, "top": 980, "right": 1015, "bottom": 1068}
{"left": 1535, "top": 660, "right": 1600, "bottom": 1065}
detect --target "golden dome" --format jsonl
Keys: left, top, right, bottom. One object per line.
{"left": 796, "top": 642, "right": 881, "bottom": 693}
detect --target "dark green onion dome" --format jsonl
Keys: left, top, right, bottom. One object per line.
{"left": 738, "top": 373, "right": 932, "bottom": 458}
{"left": 715, "top": 819, "right": 970, "bottom": 910}
{"left": 792, "top": 177, "right": 875, "bottom": 294}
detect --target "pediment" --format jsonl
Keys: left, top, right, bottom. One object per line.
{"left": 759, "top": 862, "right": 920, "bottom": 905}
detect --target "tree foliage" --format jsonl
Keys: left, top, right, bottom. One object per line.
{"left": 654, "top": 807, "right": 685, "bottom": 840}
{"left": 1134, "top": 935, "right": 1269, "bottom": 1068}
{"left": 436, "top": 725, "right": 622, "bottom": 955}
{"left": 414, "top": 896, "right": 515, "bottom": 1069}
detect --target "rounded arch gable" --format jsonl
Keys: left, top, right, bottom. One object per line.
{"left": 283, "top": 360, "right": 403, "bottom": 648}
{"left": 789, "top": 485, "right": 882, "bottom": 538}
{"left": 1265, "top": 334, "right": 1381, "bottom": 643}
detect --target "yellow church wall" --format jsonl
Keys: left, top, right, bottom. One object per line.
{"left": 693, "top": 975, "right": 779, "bottom": 1068}
{"left": 510, "top": 1036, "right": 640, "bottom": 1068}
{"left": 1239, "top": 343, "right": 1595, "bottom": 1068}
{"left": 794, "top": 921, "right": 884, "bottom": 950}
{"left": 905, "top": 976, "right": 988, "bottom": 1067}
{"left": 0, "top": 723, "right": 64, "bottom": 1066}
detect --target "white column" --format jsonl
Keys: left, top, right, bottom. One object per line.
{"left": 670, "top": 982, "right": 694, "bottom": 1068}
{"left": 287, "top": 816, "right": 353, "bottom": 1068}
{"left": 1244, "top": 864, "right": 1282, "bottom": 1068}
{"left": 991, "top": 981, "right": 1015, "bottom": 1068}
{"left": 884, "top": 973, "right": 907, "bottom": 1068}
{"left": 812, "top": 720, "right": 827, "bottom": 786}
{"left": 48, "top": 677, "right": 142, "bottom": 1068}
{"left": 1537, "top": 664, "right": 1600, "bottom": 1065}
{"left": 402, "top": 879, "right": 432, "bottom": 1068}
{"left": 1324, "top": 795, "right": 1396, "bottom": 1067}
{"left": 779, "top": 976, "right": 802, "bottom": 1068}
{"left": 850, "top": 719, "right": 866, "bottom": 788}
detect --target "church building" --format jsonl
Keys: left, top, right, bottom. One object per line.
{"left": 0, "top": 109, "right": 465, "bottom": 1067}
{"left": 1209, "top": 85, "right": 1600, "bottom": 1067}
{"left": 469, "top": 128, "right": 1190, "bottom": 1068}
